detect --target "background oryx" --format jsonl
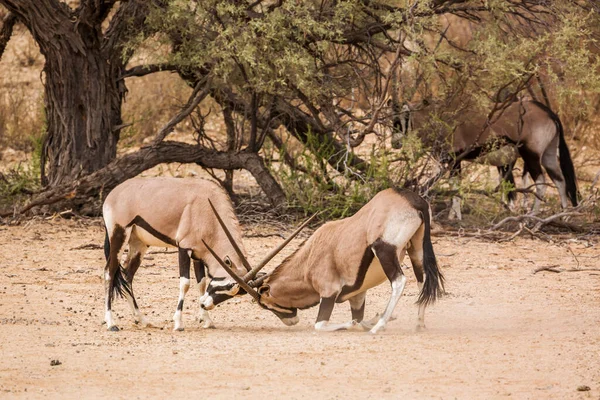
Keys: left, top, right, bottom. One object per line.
{"left": 392, "top": 98, "right": 578, "bottom": 212}
{"left": 202, "top": 188, "right": 445, "bottom": 334}
{"left": 102, "top": 177, "right": 250, "bottom": 331}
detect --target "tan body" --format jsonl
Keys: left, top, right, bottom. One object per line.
{"left": 202, "top": 188, "right": 444, "bottom": 334}
{"left": 102, "top": 177, "right": 248, "bottom": 331}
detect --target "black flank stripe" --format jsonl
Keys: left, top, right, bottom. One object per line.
{"left": 338, "top": 245, "right": 375, "bottom": 300}
{"left": 127, "top": 216, "right": 177, "bottom": 247}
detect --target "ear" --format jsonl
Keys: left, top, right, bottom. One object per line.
{"left": 224, "top": 284, "right": 240, "bottom": 296}
{"left": 258, "top": 285, "right": 270, "bottom": 296}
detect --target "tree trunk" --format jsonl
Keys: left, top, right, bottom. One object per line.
{"left": 0, "top": 0, "right": 131, "bottom": 188}
{"left": 40, "top": 32, "right": 123, "bottom": 186}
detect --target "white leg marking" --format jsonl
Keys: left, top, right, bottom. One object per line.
{"left": 173, "top": 277, "right": 190, "bottom": 331}
{"left": 196, "top": 277, "right": 215, "bottom": 328}
{"left": 532, "top": 173, "right": 546, "bottom": 214}
{"left": 370, "top": 275, "right": 407, "bottom": 334}
{"left": 416, "top": 281, "right": 426, "bottom": 330}
{"left": 314, "top": 319, "right": 356, "bottom": 332}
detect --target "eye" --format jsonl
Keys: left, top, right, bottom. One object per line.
{"left": 224, "top": 256, "right": 232, "bottom": 266}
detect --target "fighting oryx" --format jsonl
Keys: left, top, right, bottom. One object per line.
{"left": 392, "top": 98, "right": 578, "bottom": 212}
{"left": 201, "top": 188, "right": 445, "bottom": 334}
{"left": 102, "top": 177, "right": 252, "bottom": 332}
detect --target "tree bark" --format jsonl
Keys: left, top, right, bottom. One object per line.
{"left": 41, "top": 39, "right": 124, "bottom": 186}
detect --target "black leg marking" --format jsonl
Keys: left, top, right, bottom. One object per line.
{"left": 127, "top": 216, "right": 177, "bottom": 247}
{"left": 178, "top": 248, "right": 191, "bottom": 280}
{"left": 126, "top": 252, "right": 143, "bottom": 283}
{"left": 177, "top": 299, "right": 184, "bottom": 311}
{"left": 316, "top": 296, "right": 337, "bottom": 323}
{"left": 339, "top": 247, "right": 375, "bottom": 298}
{"left": 351, "top": 299, "right": 365, "bottom": 322}
{"left": 519, "top": 147, "right": 543, "bottom": 183}
{"left": 372, "top": 239, "right": 403, "bottom": 282}
{"left": 193, "top": 260, "right": 206, "bottom": 284}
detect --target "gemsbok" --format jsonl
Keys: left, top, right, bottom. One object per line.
{"left": 392, "top": 98, "right": 578, "bottom": 212}
{"left": 102, "top": 177, "right": 252, "bottom": 332}
{"left": 102, "top": 177, "right": 311, "bottom": 332}
{"left": 201, "top": 188, "right": 445, "bottom": 334}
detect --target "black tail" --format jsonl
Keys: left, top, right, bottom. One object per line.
{"left": 417, "top": 207, "right": 445, "bottom": 306}
{"left": 104, "top": 225, "right": 132, "bottom": 299}
{"left": 556, "top": 118, "right": 578, "bottom": 206}
{"left": 112, "top": 266, "right": 133, "bottom": 299}
{"left": 532, "top": 100, "right": 578, "bottom": 206}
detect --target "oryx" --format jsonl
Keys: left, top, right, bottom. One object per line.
{"left": 201, "top": 188, "right": 445, "bottom": 334}
{"left": 102, "top": 177, "right": 251, "bottom": 332}
{"left": 392, "top": 98, "right": 578, "bottom": 212}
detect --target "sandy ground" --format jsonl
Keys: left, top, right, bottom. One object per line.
{"left": 0, "top": 217, "right": 599, "bottom": 399}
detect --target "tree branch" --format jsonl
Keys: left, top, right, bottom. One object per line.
{"left": 1, "top": 143, "right": 285, "bottom": 218}
{"left": 151, "top": 78, "right": 211, "bottom": 145}
{"left": 120, "top": 63, "right": 179, "bottom": 80}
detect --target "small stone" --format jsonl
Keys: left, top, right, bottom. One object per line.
{"left": 50, "top": 359, "right": 62, "bottom": 366}
{"left": 577, "top": 385, "right": 590, "bottom": 392}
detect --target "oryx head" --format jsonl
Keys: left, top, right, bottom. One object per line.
{"left": 200, "top": 201, "right": 315, "bottom": 327}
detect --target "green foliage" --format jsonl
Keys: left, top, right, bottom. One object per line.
{"left": 0, "top": 131, "right": 43, "bottom": 211}
{"left": 265, "top": 129, "right": 392, "bottom": 219}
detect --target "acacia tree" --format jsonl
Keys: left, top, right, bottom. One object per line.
{"left": 0, "top": 0, "right": 599, "bottom": 216}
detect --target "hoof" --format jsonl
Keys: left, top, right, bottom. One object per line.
{"left": 201, "top": 322, "right": 216, "bottom": 329}
{"left": 174, "top": 327, "right": 184, "bottom": 332}
{"left": 416, "top": 324, "right": 426, "bottom": 332}
{"left": 108, "top": 325, "right": 120, "bottom": 332}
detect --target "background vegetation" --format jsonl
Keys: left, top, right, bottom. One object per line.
{"left": 1, "top": 1, "right": 599, "bottom": 231}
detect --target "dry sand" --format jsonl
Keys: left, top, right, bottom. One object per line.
{"left": 0, "top": 218, "right": 598, "bottom": 399}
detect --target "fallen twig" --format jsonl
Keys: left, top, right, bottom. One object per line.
{"left": 533, "top": 266, "right": 600, "bottom": 274}
{"left": 70, "top": 243, "right": 103, "bottom": 251}
{"left": 533, "top": 265, "right": 561, "bottom": 274}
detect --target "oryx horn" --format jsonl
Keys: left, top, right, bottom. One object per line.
{"left": 243, "top": 212, "right": 318, "bottom": 281}
{"left": 201, "top": 239, "right": 261, "bottom": 303}
{"left": 207, "top": 200, "right": 253, "bottom": 273}
{"left": 208, "top": 198, "right": 317, "bottom": 282}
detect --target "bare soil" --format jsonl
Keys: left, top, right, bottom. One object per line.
{"left": 0, "top": 218, "right": 599, "bottom": 399}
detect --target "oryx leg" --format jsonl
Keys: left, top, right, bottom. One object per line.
{"left": 370, "top": 240, "right": 407, "bottom": 334}
{"left": 193, "top": 259, "right": 214, "bottom": 329}
{"left": 448, "top": 161, "right": 462, "bottom": 221}
{"left": 103, "top": 225, "right": 128, "bottom": 331}
{"left": 520, "top": 148, "right": 545, "bottom": 214}
{"left": 408, "top": 225, "right": 427, "bottom": 330}
{"left": 347, "top": 292, "right": 380, "bottom": 330}
{"left": 497, "top": 162, "right": 517, "bottom": 209}
{"left": 314, "top": 296, "right": 357, "bottom": 332}
{"left": 122, "top": 231, "right": 149, "bottom": 327}
{"left": 173, "top": 248, "right": 192, "bottom": 331}
{"left": 541, "top": 138, "right": 569, "bottom": 209}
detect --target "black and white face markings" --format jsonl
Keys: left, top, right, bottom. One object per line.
{"left": 200, "top": 256, "right": 245, "bottom": 310}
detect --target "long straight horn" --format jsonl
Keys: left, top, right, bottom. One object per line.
{"left": 208, "top": 199, "right": 253, "bottom": 273}
{"left": 202, "top": 240, "right": 262, "bottom": 303}
{"left": 243, "top": 213, "right": 318, "bottom": 281}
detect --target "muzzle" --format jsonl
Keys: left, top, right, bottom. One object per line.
{"left": 201, "top": 295, "right": 215, "bottom": 310}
